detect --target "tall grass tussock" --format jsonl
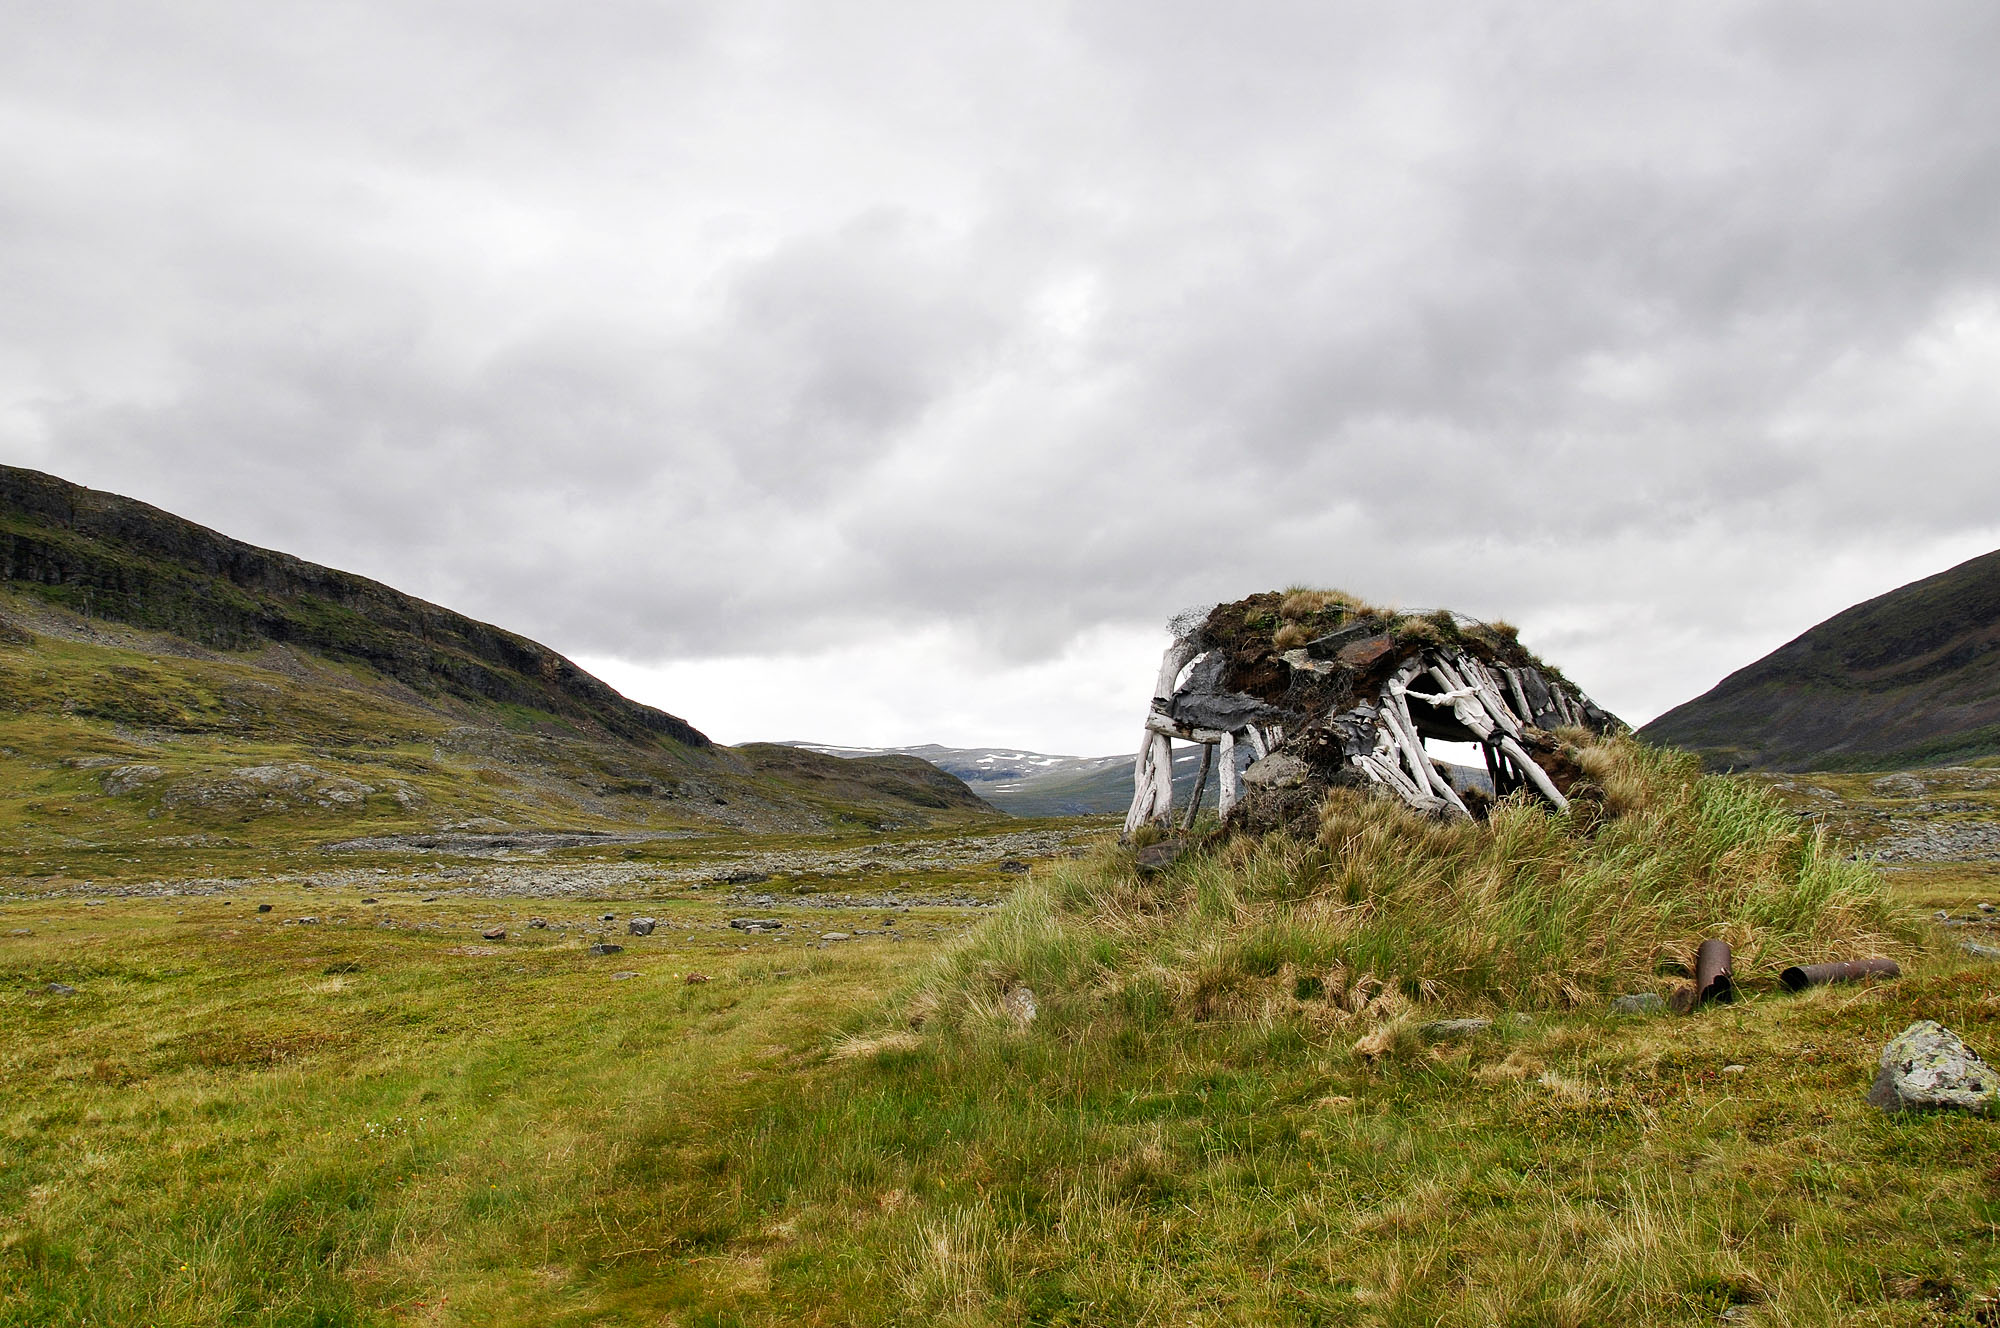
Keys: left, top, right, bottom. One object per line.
{"left": 912, "top": 736, "right": 1916, "bottom": 1041}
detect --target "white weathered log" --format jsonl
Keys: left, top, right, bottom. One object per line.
{"left": 1181, "top": 741, "right": 1214, "bottom": 830}
{"left": 1154, "top": 640, "right": 1197, "bottom": 703}
{"left": 1503, "top": 667, "right": 1535, "bottom": 728}
{"left": 1147, "top": 732, "right": 1175, "bottom": 822}
{"left": 1122, "top": 737, "right": 1157, "bottom": 835}
{"left": 1360, "top": 750, "right": 1423, "bottom": 802}
{"left": 1460, "top": 657, "right": 1525, "bottom": 737}
{"left": 1497, "top": 733, "right": 1568, "bottom": 811}
{"left": 1434, "top": 656, "right": 1521, "bottom": 743}
{"left": 1144, "top": 711, "right": 1229, "bottom": 743}
{"left": 1384, "top": 681, "right": 1470, "bottom": 817}
{"left": 1245, "top": 726, "right": 1269, "bottom": 761}
{"left": 1218, "top": 730, "right": 1239, "bottom": 817}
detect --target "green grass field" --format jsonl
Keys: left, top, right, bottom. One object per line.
{"left": 5, "top": 746, "right": 2000, "bottom": 1326}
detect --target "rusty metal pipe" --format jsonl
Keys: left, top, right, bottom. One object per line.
{"left": 1779, "top": 957, "right": 1900, "bottom": 992}
{"left": 1694, "top": 939, "right": 1734, "bottom": 1004}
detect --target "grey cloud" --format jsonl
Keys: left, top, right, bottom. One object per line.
{"left": 6, "top": 1, "right": 2000, "bottom": 734}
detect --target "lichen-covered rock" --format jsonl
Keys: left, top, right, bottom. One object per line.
{"left": 1866, "top": 1020, "right": 1999, "bottom": 1114}
{"left": 1001, "top": 985, "right": 1038, "bottom": 1027}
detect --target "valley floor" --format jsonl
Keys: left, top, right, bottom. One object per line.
{"left": 4, "top": 795, "right": 2000, "bottom": 1326}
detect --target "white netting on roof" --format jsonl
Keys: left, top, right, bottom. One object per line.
{"left": 1167, "top": 603, "right": 1218, "bottom": 642}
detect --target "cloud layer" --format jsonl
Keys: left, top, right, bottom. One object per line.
{"left": 6, "top": 1, "right": 1999, "bottom": 751}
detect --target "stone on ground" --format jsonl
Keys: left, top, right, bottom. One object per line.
{"left": 1867, "top": 1020, "right": 1999, "bottom": 1114}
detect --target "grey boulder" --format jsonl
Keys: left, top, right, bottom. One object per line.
{"left": 1611, "top": 992, "right": 1666, "bottom": 1015}
{"left": 1867, "top": 1020, "right": 1999, "bottom": 1114}
{"left": 628, "top": 918, "right": 657, "bottom": 936}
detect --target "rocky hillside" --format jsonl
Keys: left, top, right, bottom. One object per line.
{"left": 1, "top": 464, "right": 702, "bottom": 748}
{"left": 1641, "top": 547, "right": 2000, "bottom": 770}
{"left": 0, "top": 466, "right": 1002, "bottom": 848}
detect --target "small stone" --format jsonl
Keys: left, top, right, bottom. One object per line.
{"left": 684, "top": 972, "right": 709, "bottom": 984}
{"left": 1981, "top": 903, "right": 1996, "bottom": 914}
{"left": 1962, "top": 941, "right": 2000, "bottom": 960}
{"left": 1133, "top": 840, "right": 1186, "bottom": 876}
{"left": 1241, "top": 752, "right": 1311, "bottom": 790}
{"left": 44, "top": 982, "right": 76, "bottom": 996}
{"left": 256, "top": 904, "right": 272, "bottom": 913}
{"left": 1937, "top": 910, "right": 1953, "bottom": 921}
{"left": 297, "top": 916, "right": 320, "bottom": 925}
{"left": 611, "top": 971, "right": 639, "bottom": 981}
{"left": 1420, "top": 1017, "right": 1493, "bottom": 1039}
{"left": 1611, "top": 992, "right": 1666, "bottom": 1015}
{"left": 600, "top": 913, "right": 616, "bottom": 922}
{"left": 481, "top": 928, "right": 506, "bottom": 941}
{"left": 1721, "top": 1064, "right": 1747, "bottom": 1075}
{"left": 589, "top": 942, "right": 623, "bottom": 956}
{"left": 9, "top": 928, "right": 31, "bottom": 937}
{"left": 821, "top": 932, "right": 850, "bottom": 941}
{"left": 997, "top": 860, "right": 1030, "bottom": 874}
{"left": 1868, "top": 1020, "right": 2000, "bottom": 1113}
{"left": 360, "top": 898, "right": 378, "bottom": 904}
{"left": 528, "top": 917, "right": 547, "bottom": 929}
{"left": 627, "top": 918, "right": 657, "bottom": 936}
{"left": 423, "top": 896, "right": 438, "bottom": 903}
{"left": 1001, "top": 985, "right": 1037, "bottom": 1026}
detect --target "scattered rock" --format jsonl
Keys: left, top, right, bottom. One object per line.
{"left": 589, "top": 942, "right": 623, "bottom": 956}
{"left": 1981, "top": 902, "right": 1996, "bottom": 914}
{"left": 1133, "top": 840, "right": 1187, "bottom": 876}
{"left": 528, "top": 917, "right": 547, "bottom": 929}
{"left": 1963, "top": 941, "right": 2000, "bottom": 960}
{"left": 1868, "top": 1020, "right": 1999, "bottom": 1114}
{"left": 821, "top": 932, "right": 851, "bottom": 941}
{"left": 729, "top": 917, "right": 784, "bottom": 933}
{"left": 1722, "top": 1064, "right": 1747, "bottom": 1075}
{"left": 256, "top": 904, "right": 272, "bottom": 912}
{"left": 100, "top": 764, "right": 165, "bottom": 796}
{"left": 997, "top": 860, "right": 1030, "bottom": 874}
{"left": 1611, "top": 992, "right": 1666, "bottom": 1015}
{"left": 1420, "top": 1017, "right": 1493, "bottom": 1039}
{"left": 324, "top": 961, "right": 362, "bottom": 975}
{"left": 481, "top": 927, "right": 506, "bottom": 941}
{"left": 9, "top": 928, "right": 32, "bottom": 937}
{"left": 1001, "top": 985, "right": 1038, "bottom": 1026}
{"left": 296, "top": 916, "right": 320, "bottom": 926}
{"left": 627, "top": 918, "right": 657, "bottom": 936}
{"left": 360, "top": 897, "right": 378, "bottom": 904}
{"left": 1241, "top": 752, "right": 1311, "bottom": 790}
{"left": 600, "top": 913, "right": 616, "bottom": 922}
{"left": 43, "top": 982, "right": 76, "bottom": 996}
{"left": 714, "top": 869, "right": 770, "bottom": 885}
{"left": 684, "top": 972, "right": 709, "bottom": 984}
{"left": 611, "top": 971, "right": 639, "bottom": 981}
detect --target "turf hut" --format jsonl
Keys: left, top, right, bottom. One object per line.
{"left": 1125, "top": 591, "right": 1623, "bottom": 834}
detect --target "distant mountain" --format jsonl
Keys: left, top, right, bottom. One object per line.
{"left": 1640, "top": 548, "right": 2000, "bottom": 770}
{"left": 787, "top": 742, "right": 1241, "bottom": 817}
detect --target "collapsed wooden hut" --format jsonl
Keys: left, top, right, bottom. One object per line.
{"left": 1124, "top": 590, "right": 1623, "bottom": 835}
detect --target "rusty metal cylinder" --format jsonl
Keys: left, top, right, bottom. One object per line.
{"left": 1693, "top": 939, "right": 1734, "bottom": 1005}
{"left": 1779, "top": 957, "right": 1900, "bottom": 992}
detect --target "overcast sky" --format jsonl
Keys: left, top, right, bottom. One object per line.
{"left": 6, "top": 2, "right": 1999, "bottom": 754}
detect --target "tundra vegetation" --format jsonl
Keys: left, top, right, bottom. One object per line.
{"left": 7, "top": 723, "right": 2000, "bottom": 1326}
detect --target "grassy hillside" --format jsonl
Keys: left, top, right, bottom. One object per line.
{"left": 1642, "top": 548, "right": 2000, "bottom": 770}
{"left": 0, "top": 466, "right": 1005, "bottom": 847}
{"left": 0, "top": 464, "right": 703, "bottom": 748}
